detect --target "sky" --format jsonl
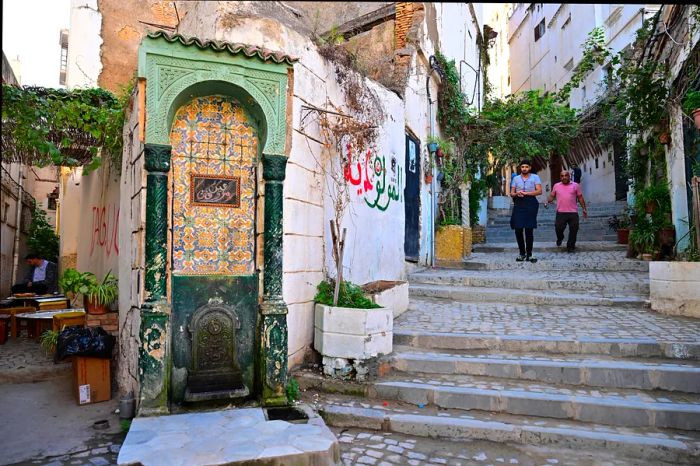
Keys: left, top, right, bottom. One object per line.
{"left": 2, "top": 0, "right": 71, "bottom": 87}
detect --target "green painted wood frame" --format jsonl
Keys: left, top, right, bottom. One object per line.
{"left": 137, "top": 33, "right": 292, "bottom": 413}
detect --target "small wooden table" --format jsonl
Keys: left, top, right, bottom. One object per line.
{"left": 15, "top": 309, "right": 85, "bottom": 340}
{"left": 0, "top": 306, "right": 36, "bottom": 338}
{"left": 1, "top": 295, "right": 68, "bottom": 310}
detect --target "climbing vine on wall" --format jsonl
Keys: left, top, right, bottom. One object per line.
{"left": 1, "top": 82, "right": 132, "bottom": 174}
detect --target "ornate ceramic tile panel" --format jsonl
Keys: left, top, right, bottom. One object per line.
{"left": 170, "top": 96, "right": 257, "bottom": 275}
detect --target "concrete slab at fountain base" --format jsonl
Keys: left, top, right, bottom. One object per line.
{"left": 117, "top": 404, "right": 339, "bottom": 465}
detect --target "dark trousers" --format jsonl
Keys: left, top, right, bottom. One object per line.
{"left": 555, "top": 212, "right": 580, "bottom": 249}
{"left": 514, "top": 228, "right": 534, "bottom": 256}
{"left": 11, "top": 283, "right": 48, "bottom": 294}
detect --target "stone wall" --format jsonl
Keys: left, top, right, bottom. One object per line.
{"left": 116, "top": 84, "right": 145, "bottom": 397}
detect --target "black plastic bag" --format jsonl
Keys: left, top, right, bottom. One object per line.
{"left": 56, "top": 326, "right": 115, "bottom": 361}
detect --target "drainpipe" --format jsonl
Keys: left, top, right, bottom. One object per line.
{"left": 11, "top": 166, "right": 25, "bottom": 285}
{"left": 427, "top": 55, "right": 445, "bottom": 267}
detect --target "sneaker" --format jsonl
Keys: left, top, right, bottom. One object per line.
{"left": 526, "top": 256, "right": 538, "bottom": 263}
{"left": 556, "top": 239, "right": 563, "bottom": 247}
{"left": 516, "top": 255, "right": 526, "bottom": 262}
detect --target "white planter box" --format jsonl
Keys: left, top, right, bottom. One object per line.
{"left": 314, "top": 303, "right": 392, "bottom": 360}
{"left": 649, "top": 262, "right": 700, "bottom": 318}
{"left": 364, "top": 281, "right": 409, "bottom": 319}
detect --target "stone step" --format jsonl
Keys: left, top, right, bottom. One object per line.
{"left": 371, "top": 374, "right": 700, "bottom": 430}
{"left": 473, "top": 241, "right": 626, "bottom": 253}
{"left": 410, "top": 284, "right": 648, "bottom": 307}
{"left": 485, "top": 231, "right": 613, "bottom": 241}
{"left": 390, "top": 348, "right": 700, "bottom": 393}
{"left": 409, "top": 270, "right": 649, "bottom": 295}
{"left": 393, "top": 330, "right": 700, "bottom": 361}
{"left": 456, "top": 252, "right": 648, "bottom": 272}
{"left": 312, "top": 394, "right": 700, "bottom": 465}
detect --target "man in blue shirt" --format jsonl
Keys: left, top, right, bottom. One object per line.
{"left": 11, "top": 253, "right": 58, "bottom": 295}
{"left": 510, "top": 160, "right": 542, "bottom": 262}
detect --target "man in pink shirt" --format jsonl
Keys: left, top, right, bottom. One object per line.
{"left": 545, "top": 170, "right": 588, "bottom": 252}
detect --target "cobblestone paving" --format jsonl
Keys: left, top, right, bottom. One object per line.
{"left": 467, "top": 250, "right": 632, "bottom": 263}
{"left": 12, "top": 434, "right": 123, "bottom": 466}
{"left": 0, "top": 337, "right": 70, "bottom": 377}
{"left": 413, "top": 269, "right": 647, "bottom": 283}
{"left": 333, "top": 427, "right": 645, "bottom": 466}
{"left": 397, "top": 299, "right": 700, "bottom": 342}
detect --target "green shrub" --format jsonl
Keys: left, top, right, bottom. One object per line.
{"left": 27, "top": 208, "right": 59, "bottom": 263}
{"left": 286, "top": 377, "right": 300, "bottom": 404}
{"left": 314, "top": 280, "right": 381, "bottom": 309}
{"left": 683, "top": 90, "right": 700, "bottom": 115}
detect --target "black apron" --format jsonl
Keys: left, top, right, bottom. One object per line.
{"left": 510, "top": 195, "right": 539, "bottom": 229}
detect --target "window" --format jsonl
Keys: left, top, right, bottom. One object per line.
{"left": 563, "top": 58, "right": 574, "bottom": 71}
{"left": 595, "top": 158, "right": 599, "bottom": 169}
{"left": 561, "top": 13, "right": 571, "bottom": 29}
{"left": 534, "top": 18, "right": 546, "bottom": 41}
{"left": 59, "top": 29, "right": 69, "bottom": 85}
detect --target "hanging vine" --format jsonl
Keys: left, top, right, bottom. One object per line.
{"left": 1, "top": 81, "right": 132, "bottom": 174}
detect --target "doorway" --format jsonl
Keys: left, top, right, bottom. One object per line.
{"left": 404, "top": 133, "right": 421, "bottom": 261}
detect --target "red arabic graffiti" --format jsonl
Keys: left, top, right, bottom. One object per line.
{"left": 90, "top": 204, "right": 119, "bottom": 257}
{"left": 342, "top": 144, "right": 403, "bottom": 212}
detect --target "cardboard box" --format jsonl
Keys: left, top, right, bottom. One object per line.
{"left": 73, "top": 356, "right": 111, "bottom": 405}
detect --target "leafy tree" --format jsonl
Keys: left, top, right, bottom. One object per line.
{"left": 27, "top": 207, "right": 59, "bottom": 262}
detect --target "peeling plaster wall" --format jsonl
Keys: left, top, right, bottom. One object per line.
{"left": 93, "top": 0, "right": 488, "bottom": 373}
{"left": 117, "top": 87, "right": 145, "bottom": 397}
{"left": 177, "top": 3, "right": 407, "bottom": 367}
{"left": 97, "top": 0, "right": 178, "bottom": 92}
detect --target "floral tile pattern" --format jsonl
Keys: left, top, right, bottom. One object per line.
{"left": 170, "top": 95, "right": 257, "bottom": 275}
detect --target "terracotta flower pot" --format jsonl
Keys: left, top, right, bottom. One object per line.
{"left": 84, "top": 297, "right": 109, "bottom": 315}
{"left": 693, "top": 109, "right": 700, "bottom": 130}
{"left": 425, "top": 174, "right": 433, "bottom": 184}
{"left": 617, "top": 228, "right": 630, "bottom": 245}
{"left": 658, "top": 132, "right": 671, "bottom": 145}
{"left": 641, "top": 253, "right": 653, "bottom": 261}
{"left": 645, "top": 202, "right": 655, "bottom": 214}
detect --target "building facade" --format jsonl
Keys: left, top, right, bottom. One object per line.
{"left": 58, "top": 1, "right": 495, "bottom": 411}
{"left": 507, "top": 3, "right": 659, "bottom": 204}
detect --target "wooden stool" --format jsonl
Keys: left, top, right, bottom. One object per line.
{"left": 53, "top": 311, "right": 87, "bottom": 332}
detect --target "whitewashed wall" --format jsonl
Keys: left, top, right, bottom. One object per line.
{"left": 66, "top": 0, "right": 103, "bottom": 88}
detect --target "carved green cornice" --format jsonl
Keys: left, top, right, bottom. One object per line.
{"left": 138, "top": 35, "right": 290, "bottom": 155}
{"left": 262, "top": 153, "right": 288, "bottom": 182}
{"left": 144, "top": 143, "right": 172, "bottom": 173}
{"left": 144, "top": 144, "right": 171, "bottom": 302}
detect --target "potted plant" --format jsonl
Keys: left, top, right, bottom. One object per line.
{"left": 629, "top": 220, "right": 657, "bottom": 261}
{"left": 608, "top": 209, "right": 632, "bottom": 244}
{"left": 636, "top": 182, "right": 671, "bottom": 215}
{"left": 84, "top": 271, "right": 118, "bottom": 315}
{"left": 39, "top": 329, "right": 59, "bottom": 356}
{"left": 682, "top": 90, "right": 700, "bottom": 130}
{"left": 313, "top": 279, "right": 392, "bottom": 380}
{"left": 58, "top": 268, "right": 93, "bottom": 308}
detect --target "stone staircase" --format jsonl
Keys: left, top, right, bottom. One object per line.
{"left": 297, "top": 242, "right": 700, "bottom": 464}
{"left": 484, "top": 201, "right": 626, "bottom": 243}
